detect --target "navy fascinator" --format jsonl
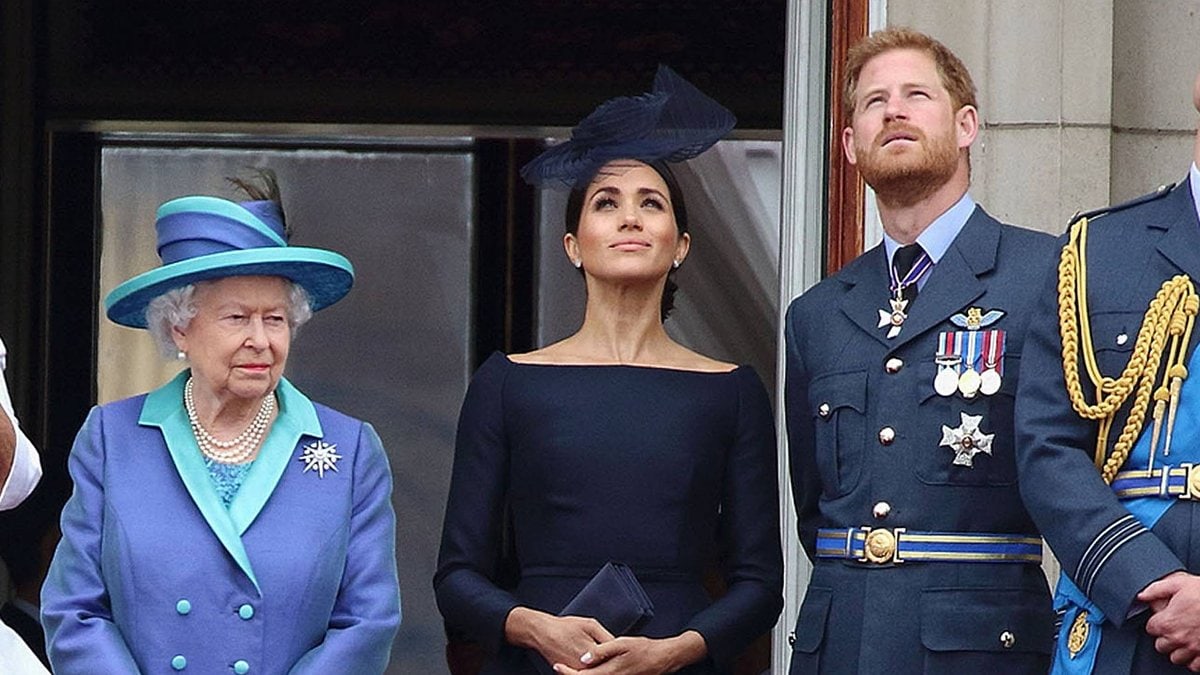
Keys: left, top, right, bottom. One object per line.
{"left": 520, "top": 65, "right": 736, "bottom": 189}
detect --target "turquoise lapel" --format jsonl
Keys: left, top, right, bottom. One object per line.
{"left": 227, "top": 377, "right": 322, "bottom": 536}
{"left": 138, "top": 373, "right": 323, "bottom": 594}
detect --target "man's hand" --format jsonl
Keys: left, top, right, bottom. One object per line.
{"left": 1138, "top": 571, "right": 1200, "bottom": 671}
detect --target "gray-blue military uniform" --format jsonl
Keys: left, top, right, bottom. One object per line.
{"left": 785, "top": 204, "right": 1056, "bottom": 673}
{"left": 1016, "top": 177, "right": 1200, "bottom": 674}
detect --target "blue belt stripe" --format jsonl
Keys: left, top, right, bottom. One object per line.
{"left": 1112, "top": 465, "right": 1196, "bottom": 499}
{"left": 815, "top": 527, "right": 1042, "bottom": 563}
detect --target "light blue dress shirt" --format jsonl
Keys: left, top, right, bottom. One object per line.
{"left": 882, "top": 192, "right": 977, "bottom": 290}
{"left": 1189, "top": 162, "right": 1200, "bottom": 225}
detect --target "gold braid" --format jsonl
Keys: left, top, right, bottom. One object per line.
{"left": 1057, "top": 216, "right": 1198, "bottom": 484}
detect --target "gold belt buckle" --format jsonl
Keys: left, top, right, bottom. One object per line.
{"left": 1185, "top": 464, "right": 1200, "bottom": 500}
{"left": 859, "top": 527, "right": 905, "bottom": 564}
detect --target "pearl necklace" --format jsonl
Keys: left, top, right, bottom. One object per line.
{"left": 184, "top": 377, "right": 275, "bottom": 465}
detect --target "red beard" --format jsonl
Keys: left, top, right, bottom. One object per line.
{"left": 855, "top": 121, "right": 959, "bottom": 207}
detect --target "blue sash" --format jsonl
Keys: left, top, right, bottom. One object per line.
{"left": 1051, "top": 348, "right": 1200, "bottom": 673}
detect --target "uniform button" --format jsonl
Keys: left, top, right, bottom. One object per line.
{"left": 885, "top": 357, "right": 903, "bottom": 374}
{"left": 872, "top": 501, "right": 891, "bottom": 519}
{"left": 171, "top": 655, "right": 187, "bottom": 671}
{"left": 238, "top": 604, "right": 254, "bottom": 620}
{"left": 1000, "top": 630, "right": 1015, "bottom": 649}
{"left": 176, "top": 599, "right": 191, "bottom": 615}
{"left": 233, "top": 660, "right": 250, "bottom": 675}
{"left": 1116, "top": 333, "right": 1128, "bottom": 346}
{"left": 878, "top": 427, "right": 895, "bottom": 445}
{"left": 818, "top": 403, "right": 831, "bottom": 418}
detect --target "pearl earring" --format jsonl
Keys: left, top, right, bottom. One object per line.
{"left": 572, "top": 259, "right": 582, "bottom": 269}
{"left": 176, "top": 350, "right": 187, "bottom": 361}
{"left": 672, "top": 259, "right": 681, "bottom": 269}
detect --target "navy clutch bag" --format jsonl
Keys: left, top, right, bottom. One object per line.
{"left": 559, "top": 561, "right": 655, "bottom": 634}
{"left": 529, "top": 562, "right": 656, "bottom": 674}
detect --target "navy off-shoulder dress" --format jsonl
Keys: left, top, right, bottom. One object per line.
{"left": 434, "top": 353, "right": 783, "bottom": 674}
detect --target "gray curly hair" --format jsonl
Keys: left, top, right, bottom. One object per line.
{"left": 145, "top": 280, "right": 313, "bottom": 358}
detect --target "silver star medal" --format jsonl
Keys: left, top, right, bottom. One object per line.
{"left": 298, "top": 440, "right": 342, "bottom": 478}
{"left": 877, "top": 297, "right": 910, "bottom": 339}
{"left": 939, "top": 412, "right": 994, "bottom": 467}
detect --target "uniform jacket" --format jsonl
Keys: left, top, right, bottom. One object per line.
{"left": 785, "top": 206, "right": 1056, "bottom": 673}
{"left": 1016, "top": 179, "right": 1200, "bottom": 673}
{"left": 41, "top": 372, "right": 401, "bottom": 674}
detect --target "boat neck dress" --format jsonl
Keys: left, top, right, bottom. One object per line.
{"left": 434, "top": 352, "right": 783, "bottom": 674}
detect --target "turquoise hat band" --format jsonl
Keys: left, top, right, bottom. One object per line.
{"left": 105, "top": 247, "right": 354, "bottom": 329}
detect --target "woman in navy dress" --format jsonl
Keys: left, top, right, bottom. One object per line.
{"left": 434, "top": 67, "right": 783, "bottom": 675}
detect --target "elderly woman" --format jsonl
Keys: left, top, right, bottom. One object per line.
{"left": 434, "top": 67, "right": 783, "bottom": 675}
{"left": 41, "top": 176, "right": 401, "bottom": 674}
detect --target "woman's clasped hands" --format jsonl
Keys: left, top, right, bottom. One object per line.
{"left": 508, "top": 607, "right": 704, "bottom": 675}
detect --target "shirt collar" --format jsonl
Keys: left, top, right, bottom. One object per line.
{"left": 1190, "top": 163, "right": 1200, "bottom": 226}
{"left": 883, "top": 192, "right": 977, "bottom": 267}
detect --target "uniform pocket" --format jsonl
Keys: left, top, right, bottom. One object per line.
{"left": 809, "top": 371, "right": 867, "bottom": 497}
{"left": 914, "top": 356, "right": 1019, "bottom": 486}
{"left": 792, "top": 586, "right": 832, "bottom": 654}
{"left": 789, "top": 586, "right": 832, "bottom": 674}
{"left": 1087, "top": 311, "right": 1140, "bottom": 377}
{"left": 919, "top": 587, "right": 1053, "bottom": 673}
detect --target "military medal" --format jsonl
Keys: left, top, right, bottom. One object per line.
{"left": 938, "top": 308, "right": 1007, "bottom": 399}
{"left": 934, "top": 331, "right": 963, "bottom": 397}
{"left": 879, "top": 248, "right": 933, "bottom": 339}
{"left": 979, "top": 370, "right": 1001, "bottom": 396}
{"left": 298, "top": 440, "right": 342, "bottom": 478}
{"left": 957, "top": 330, "right": 983, "bottom": 397}
{"left": 958, "top": 369, "right": 982, "bottom": 398}
{"left": 934, "top": 359, "right": 960, "bottom": 396}
{"left": 877, "top": 298, "right": 910, "bottom": 339}
{"left": 979, "top": 329, "right": 1006, "bottom": 396}
{"left": 939, "top": 412, "right": 995, "bottom": 467}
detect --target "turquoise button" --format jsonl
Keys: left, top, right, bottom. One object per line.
{"left": 238, "top": 603, "right": 254, "bottom": 620}
{"left": 233, "top": 660, "right": 250, "bottom": 674}
{"left": 171, "top": 654, "right": 187, "bottom": 670}
{"left": 176, "top": 599, "right": 191, "bottom": 615}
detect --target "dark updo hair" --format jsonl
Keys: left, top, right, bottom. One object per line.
{"left": 564, "top": 161, "right": 688, "bottom": 321}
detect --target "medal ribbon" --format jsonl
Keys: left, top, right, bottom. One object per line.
{"left": 938, "top": 331, "right": 963, "bottom": 374}
{"left": 964, "top": 330, "right": 981, "bottom": 374}
{"left": 983, "top": 330, "right": 1006, "bottom": 376}
{"left": 888, "top": 250, "right": 933, "bottom": 298}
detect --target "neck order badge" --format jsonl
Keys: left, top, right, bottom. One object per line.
{"left": 879, "top": 246, "right": 932, "bottom": 339}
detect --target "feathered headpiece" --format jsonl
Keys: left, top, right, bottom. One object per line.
{"left": 520, "top": 65, "right": 736, "bottom": 189}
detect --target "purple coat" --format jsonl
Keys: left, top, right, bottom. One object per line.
{"left": 42, "top": 372, "right": 401, "bottom": 674}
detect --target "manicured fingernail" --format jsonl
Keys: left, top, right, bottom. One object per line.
{"left": 581, "top": 652, "right": 594, "bottom": 664}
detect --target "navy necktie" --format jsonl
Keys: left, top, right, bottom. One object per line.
{"left": 892, "top": 243, "right": 926, "bottom": 304}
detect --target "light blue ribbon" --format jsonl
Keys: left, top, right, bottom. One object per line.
{"left": 1051, "top": 345, "right": 1200, "bottom": 673}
